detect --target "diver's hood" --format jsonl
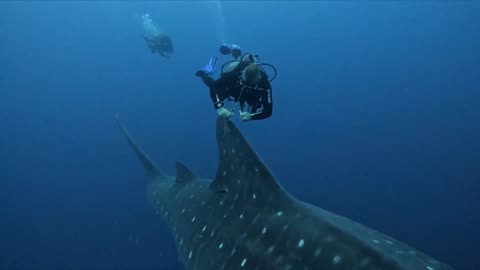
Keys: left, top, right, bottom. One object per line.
{"left": 241, "top": 63, "right": 262, "bottom": 85}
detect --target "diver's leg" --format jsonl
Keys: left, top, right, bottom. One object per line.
{"left": 195, "top": 71, "right": 215, "bottom": 88}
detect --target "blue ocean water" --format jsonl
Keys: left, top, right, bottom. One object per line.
{"left": 1, "top": 2, "right": 478, "bottom": 270}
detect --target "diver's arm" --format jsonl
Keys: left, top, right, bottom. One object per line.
{"left": 195, "top": 70, "right": 220, "bottom": 108}
{"left": 251, "top": 81, "right": 273, "bottom": 120}
{"left": 209, "top": 74, "right": 233, "bottom": 109}
{"left": 210, "top": 88, "right": 223, "bottom": 109}
{"left": 196, "top": 69, "right": 236, "bottom": 109}
{"left": 196, "top": 71, "right": 222, "bottom": 109}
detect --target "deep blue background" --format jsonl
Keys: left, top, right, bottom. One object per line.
{"left": 1, "top": 2, "right": 479, "bottom": 270}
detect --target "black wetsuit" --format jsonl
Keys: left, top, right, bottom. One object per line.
{"left": 198, "top": 61, "right": 273, "bottom": 120}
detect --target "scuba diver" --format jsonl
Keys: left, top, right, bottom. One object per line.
{"left": 143, "top": 34, "right": 173, "bottom": 58}
{"left": 196, "top": 44, "right": 277, "bottom": 122}
{"left": 141, "top": 13, "right": 173, "bottom": 59}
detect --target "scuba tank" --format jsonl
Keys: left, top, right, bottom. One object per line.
{"left": 221, "top": 53, "right": 277, "bottom": 82}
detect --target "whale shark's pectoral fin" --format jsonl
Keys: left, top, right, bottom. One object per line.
{"left": 211, "top": 116, "right": 293, "bottom": 205}
{"left": 116, "top": 116, "right": 166, "bottom": 180}
{"left": 175, "top": 161, "right": 196, "bottom": 184}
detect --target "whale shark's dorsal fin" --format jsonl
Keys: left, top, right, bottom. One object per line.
{"left": 116, "top": 116, "right": 165, "bottom": 179}
{"left": 211, "top": 116, "right": 292, "bottom": 204}
{"left": 176, "top": 161, "right": 196, "bottom": 184}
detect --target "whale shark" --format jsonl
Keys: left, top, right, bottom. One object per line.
{"left": 117, "top": 116, "right": 453, "bottom": 270}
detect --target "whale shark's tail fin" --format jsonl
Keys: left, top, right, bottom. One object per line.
{"left": 116, "top": 116, "right": 165, "bottom": 180}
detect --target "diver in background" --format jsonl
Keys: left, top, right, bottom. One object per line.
{"left": 141, "top": 13, "right": 173, "bottom": 59}
{"left": 143, "top": 34, "right": 173, "bottom": 58}
{"left": 196, "top": 53, "right": 275, "bottom": 122}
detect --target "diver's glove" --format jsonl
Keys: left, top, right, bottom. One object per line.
{"left": 240, "top": 111, "right": 252, "bottom": 121}
{"left": 217, "top": 107, "right": 233, "bottom": 118}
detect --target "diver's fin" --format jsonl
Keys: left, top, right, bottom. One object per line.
{"left": 210, "top": 116, "right": 293, "bottom": 205}
{"left": 175, "top": 161, "right": 196, "bottom": 184}
{"left": 116, "top": 116, "right": 165, "bottom": 179}
{"left": 203, "top": 57, "right": 218, "bottom": 75}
